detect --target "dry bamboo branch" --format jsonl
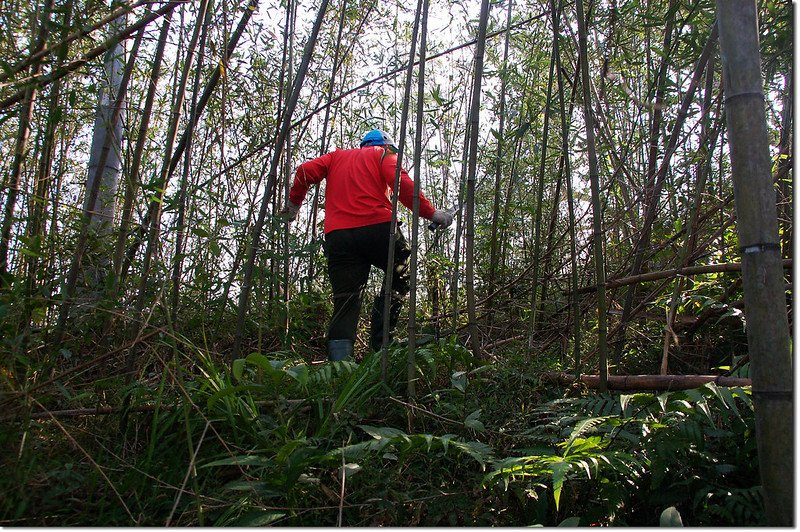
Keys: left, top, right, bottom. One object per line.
{"left": 0, "top": 0, "right": 150, "bottom": 84}
{"left": 573, "top": 259, "right": 792, "bottom": 294}
{"left": 0, "top": 1, "right": 182, "bottom": 112}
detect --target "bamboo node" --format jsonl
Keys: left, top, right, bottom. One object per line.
{"left": 724, "top": 90, "right": 765, "bottom": 103}
{"left": 751, "top": 390, "right": 792, "bottom": 400}
{"left": 740, "top": 242, "right": 781, "bottom": 254}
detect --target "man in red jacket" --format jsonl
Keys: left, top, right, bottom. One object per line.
{"left": 281, "top": 129, "right": 453, "bottom": 361}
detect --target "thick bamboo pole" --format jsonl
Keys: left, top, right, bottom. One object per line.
{"left": 54, "top": 13, "right": 145, "bottom": 345}
{"left": 716, "top": 2, "right": 793, "bottom": 526}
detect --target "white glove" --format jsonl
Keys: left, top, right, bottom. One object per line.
{"left": 431, "top": 209, "right": 454, "bottom": 229}
{"left": 279, "top": 201, "right": 300, "bottom": 221}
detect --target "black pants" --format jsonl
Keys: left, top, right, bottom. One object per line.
{"left": 324, "top": 222, "right": 411, "bottom": 352}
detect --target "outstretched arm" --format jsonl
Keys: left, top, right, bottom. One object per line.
{"left": 380, "top": 152, "right": 436, "bottom": 219}
{"left": 381, "top": 151, "right": 453, "bottom": 228}
{"left": 281, "top": 154, "right": 331, "bottom": 220}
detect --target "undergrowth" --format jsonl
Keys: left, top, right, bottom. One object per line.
{"left": 0, "top": 336, "right": 764, "bottom": 526}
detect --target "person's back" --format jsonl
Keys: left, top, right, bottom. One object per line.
{"left": 289, "top": 143, "right": 434, "bottom": 233}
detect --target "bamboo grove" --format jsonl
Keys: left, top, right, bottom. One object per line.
{"left": 0, "top": 0, "right": 793, "bottom": 526}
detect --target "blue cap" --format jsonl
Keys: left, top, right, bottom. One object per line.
{"left": 360, "top": 129, "right": 395, "bottom": 147}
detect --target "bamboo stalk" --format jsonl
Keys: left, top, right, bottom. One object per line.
{"left": 612, "top": 22, "right": 719, "bottom": 365}
{"left": 232, "top": 0, "right": 329, "bottom": 359}
{"left": 170, "top": 0, "right": 212, "bottom": 324}
{"left": 716, "top": 1, "right": 792, "bottom": 525}
{"left": 541, "top": 372, "right": 751, "bottom": 391}
{"left": 575, "top": 0, "right": 608, "bottom": 390}
{"left": 407, "top": 0, "right": 431, "bottom": 405}
{"left": 552, "top": 0, "right": 580, "bottom": 377}
{"left": 527, "top": 13, "right": 558, "bottom": 343}
{"left": 54, "top": 12, "right": 146, "bottom": 345}
{"left": 0, "top": 0, "right": 55, "bottom": 275}
{"left": 464, "top": 0, "right": 492, "bottom": 360}
{"left": 486, "top": 0, "right": 513, "bottom": 310}
{"left": 378, "top": 0, "right": 423, "bottom": 379}
{"left": 0, "top": 0, "right": 148, "bottom": 84}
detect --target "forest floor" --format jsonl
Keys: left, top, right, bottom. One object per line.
{"left": 0, "top": 335, "right": 763, "bottom": 526}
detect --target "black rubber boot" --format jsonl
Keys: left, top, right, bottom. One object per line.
{"left": 328, "top": 339, "right": 353, "bottom": 361}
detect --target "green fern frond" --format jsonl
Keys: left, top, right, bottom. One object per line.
{"left": 563, "top": 417, "right": 614, "bottom": 454}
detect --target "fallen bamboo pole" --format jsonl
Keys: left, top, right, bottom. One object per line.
{"left": 541, "top": 372, "right": 751, "bottom": 391}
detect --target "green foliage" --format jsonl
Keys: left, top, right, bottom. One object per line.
{"left": 0, "top": 0, "right": 789, "bottom": 525}
{"left": 480, "top": 382, "right": 762, "bottom": 526}
{"left": 1, "top": 331, "right": 766, "bottom": 527}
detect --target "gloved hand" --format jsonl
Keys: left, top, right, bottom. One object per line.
{"left": 278, "top": 201, "right": 300, "bottom": 221}
{"left": 431, "top": 209, "right": 454, "bottom": 229}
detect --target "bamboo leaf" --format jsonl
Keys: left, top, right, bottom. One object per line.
{"left": 464, "top": 409, "right": 485, "bottom": 432}
{"left": 286, "top": 364, "right": 309, "bottom": 387}
{"left": 451, "top": 371, "right": 467, "bottom": 392}
{"left": 234, "top": 510, "right": 285, "bottom": 526}
{"left": 232, "top": 358, "right": 245, "bottom": 381}
{"left": 202, "top": 454, "right": 271, "bottom": 468}
{"left": 360, "top": 425, "right": 406, "bottom": 440}
{"left": 207, "top": 384, "right": 264, "bottom": 407}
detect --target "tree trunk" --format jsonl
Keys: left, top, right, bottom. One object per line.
{"left": 407, "top": 0, "right": 431, "bottom": 404}
{"left": 377, "top": 0, "right": 422, "bottom": 379}
{"left": 716, "top": 2, "right": 793, "bottom": 525}
{"left": 54, "top": 8, "right": 144, "bottom": 345}
{"left": 82, "top": 3, "right": 127, "bottom": 240}
{"left": 575, "top": 0, "right": 608, "bottom": 391}
{"left": 464, "top": 0, "right": 492, "bottom": 360}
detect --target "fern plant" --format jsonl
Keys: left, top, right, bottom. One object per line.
{"left": 481, "top": 383, "right": 761, "bottom": 526}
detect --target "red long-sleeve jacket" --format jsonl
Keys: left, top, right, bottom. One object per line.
{"left": 288, "top": 146, "right": 436, "bottom": 234}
